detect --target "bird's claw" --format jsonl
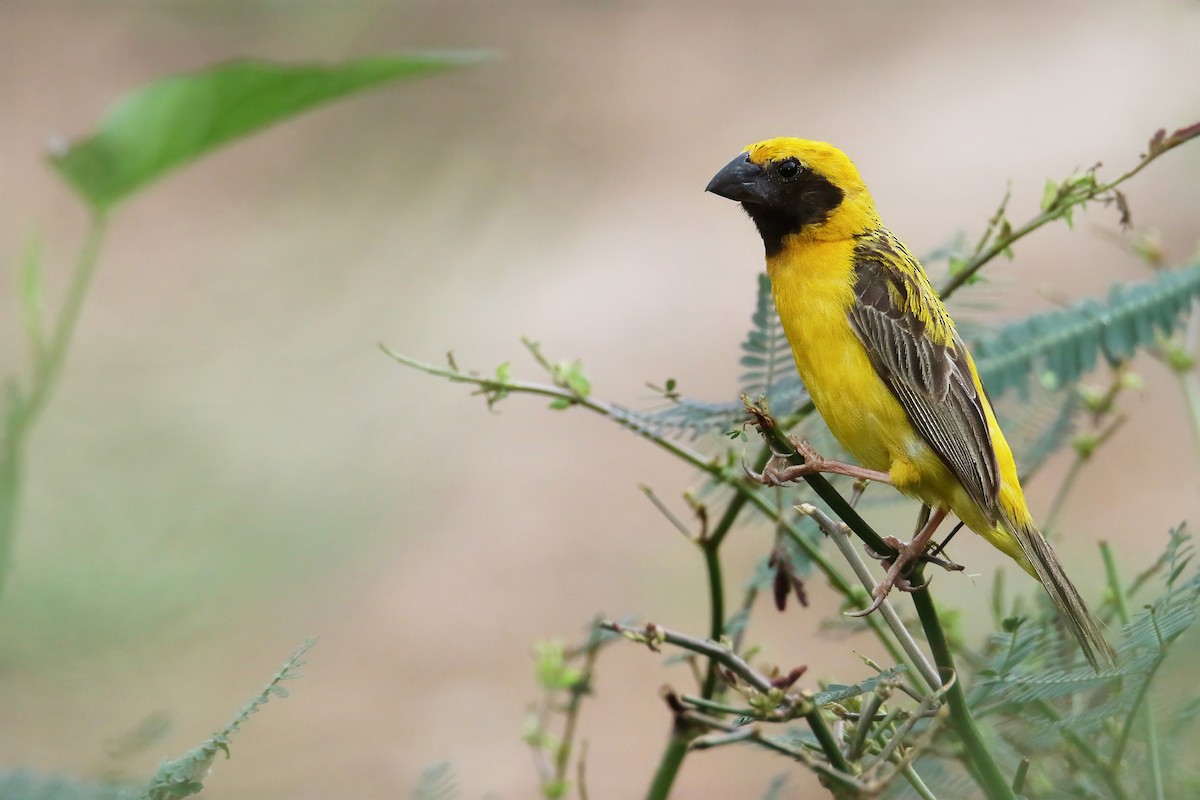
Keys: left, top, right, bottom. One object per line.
{"left": 743, "top": 437, "right": 825, "bottom": 487}
{"left": 846, "top": 535, "right": 948, "bottom": 618}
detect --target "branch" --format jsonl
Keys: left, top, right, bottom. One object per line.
{"left": 939, "top": 121, "right": 1200, "bottom": 299}
{"left": 798, "top": 503, "right": 941, "bottom": 693}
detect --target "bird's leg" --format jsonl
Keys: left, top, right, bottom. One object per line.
{"left": 846, "top": 506, "right": 950, "bottom": 618}
{"left": 744, "top": 436, "right": 892, "bottom": 487}
{"left": 925, "top": 521, "right": 966, "bottom": 572}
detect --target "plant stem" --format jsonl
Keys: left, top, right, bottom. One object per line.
{"left": 799, "top": 504, "right": 941, "bottom": 693}
{"left": 19, "top": 212, "right": 109, "bottom": 431}
{"left": 1103, "top": 545, "right": 1165, "bottom": 798}
{"left": 0, "top": 212, "right": 109, "bottom": 599}
{"left": 939, "top": 124, "right": 1200, "bottom": 299}
{"left": 386, "top": 352, "right": 871, "bottom": 604}
{"left": 700, "top": 536, "right": 727, "bottom": 699}
{"left": 902, "top": 763, "right": 939, "bottom": 800}
{"left": 1101, "top": 542, "right": 1133, "bottom": 627}
{"left": 911, "top": 585, "right": 1015, "bottom": 800}
{"left": 645, "top": 731, "right": 689, "bottom": 800}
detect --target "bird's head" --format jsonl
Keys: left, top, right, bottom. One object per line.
{"left": 706, "top": 138, "right": 880, "bottom": 255}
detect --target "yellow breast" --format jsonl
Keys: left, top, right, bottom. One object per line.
{"left": 767, "top": 240, "right": 918, "bottom": 473}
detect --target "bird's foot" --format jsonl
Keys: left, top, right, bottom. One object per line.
{"left": 847, "top": 509, "right": 950, "bottom": 618}
{"left": 846, "top": 536, "right": 933, "bottom": 617}
{"left": 864, "top": 539, "right": 964, "bottom": 573}
{"left": 743, "top": 436, "right": 892, "bottom": 486}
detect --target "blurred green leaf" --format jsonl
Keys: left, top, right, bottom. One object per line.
{"left": 1040, "top": 178, "right": 1058, "bottom": 212}
{"left": 50, "top": 53, "right": 485, "bottom": 211}
{"left": 534, "top": 640, "right": 583, "bottom": 691}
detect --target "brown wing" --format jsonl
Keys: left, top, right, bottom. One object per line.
{"left": 847, "top": 229, "right": 1000, "bottom": 521}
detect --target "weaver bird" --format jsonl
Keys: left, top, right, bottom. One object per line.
{"left": 706, "top": 138, "right": 1115, "bottom": 670}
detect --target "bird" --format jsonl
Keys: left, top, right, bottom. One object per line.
{"left": 706, "top": 137, "right": 1115, "bottom": 670}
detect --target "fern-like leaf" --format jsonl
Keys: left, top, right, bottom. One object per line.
{"left": 974, "top": 263, "right": 1200, "bottom": 397}
{"left": 138, "top": 638, "right": 315, "bottom": 800}
{"left": 0, "top": 772, "right": 128, "bottom": 800}
{"left": 413, "top": 762, "right": 457, "bottom": 800}
{"left": 740, "top": 273, "right": 793, "bottom": 398}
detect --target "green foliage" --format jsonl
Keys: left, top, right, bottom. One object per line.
{"left": 1001, "top": 381, "right": 1079, "bottom": 478}
{"left": 0, "top": 772, "right": 128, "bottom": 800}
{"left": 413, "top": 762, "right": 458, "bottom": 800}
{"left": 51, "top": 54, "right": 484, "bottom": 211}
{"left": 137, "top": 639, "right": 315, "bottom": 800}
{"left": 533, "top": 640, "right": 584, "bottom": 690}
{"left": 974, "top": 263, "right": 1200, "bottom": 397}
{"left": 740, "top": 273, "right": 792, "bottom": 399}
{"left": 810, "top": 665, "right": 908, "bottom": 707}
{"left": 903, "top": 527, "right": 1200, "bottom": 798}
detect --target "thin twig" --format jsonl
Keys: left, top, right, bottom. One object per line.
{"left": 799, "top": 504, "right": 942, "bottom": 692}
{"left": 685, "top": 712, "right": 862, "bottom": 791}
{"left": 939, "top": 122, "right": 1200, "bottom": 299}
{"left": 639, "top": 485, "right": 697, "bottom": 540}
{"left": 600, "top": 620, "right": 774, "bottom": 695}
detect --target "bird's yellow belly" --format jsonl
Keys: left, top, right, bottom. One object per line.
{"left": 768, "top": 243, "right": 948, "bottom": 501}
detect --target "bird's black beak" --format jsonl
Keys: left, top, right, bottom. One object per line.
{"left": 706, "top": 152, "right": 766, "bottom": 203}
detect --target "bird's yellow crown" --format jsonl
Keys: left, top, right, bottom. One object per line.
{"left": 744, "top": 138, "right": 864, "bottom": 191}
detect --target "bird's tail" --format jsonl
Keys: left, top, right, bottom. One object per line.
{"left": 1010, "top": 522, "right": 1116, "bottom": 671}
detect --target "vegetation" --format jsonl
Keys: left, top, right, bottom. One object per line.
{"left": 392, "top": 122, "right": 1200, "bottom": 799}
{"left": 4, "top": 38, "right": 1200, "bottom": 800}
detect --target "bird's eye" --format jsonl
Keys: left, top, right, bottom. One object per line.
{"left": 777, "top": 159, "right": 801, "bottom": 179}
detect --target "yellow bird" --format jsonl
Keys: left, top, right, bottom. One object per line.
{"left": 706, "top": 138, "right": 1115, "bottom": 670}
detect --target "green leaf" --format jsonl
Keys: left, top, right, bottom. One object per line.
{"left": 533, "top": 640, "right": 583, "bottom": 690}
{"left": 1040, "top": 178, "right": 1059, "bottom": 212}
{"left": 973, "top": 262, "right": 1200, "bottom": 397}
{"left": 50, "top": 54, "right": 485, "bottom": 211}
{"left": 554, "top": 360, "right": 592, "bottom": 398}
{"left": 413, "top": 761, "right": 458, "bottom": 800}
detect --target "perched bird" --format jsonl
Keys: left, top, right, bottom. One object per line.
{"left": 706, "top": 138, "right": 1115, "bottom": 670}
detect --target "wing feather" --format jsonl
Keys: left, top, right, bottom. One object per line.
{"left": 848, "top": 229, "right": 1000, "bottom": 520}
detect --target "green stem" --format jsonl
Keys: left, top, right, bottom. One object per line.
{"left": 700, "top": 537, "right": 727, "bottom": 699}
{"left": 1146, "top": 707, "right": 1165, "bottom": 800}
{"left": 902, "top": 763, "right": 939, "bottom": 800}
{"left": 0, "top": 212, "right": 109, "bottom": 599}
{"left": 911, "top": 585, "right": 1015, "bottom": 800}
{"left": 19, "top": 213, "right": 109, "bottom": 431}
{"left": 1101, "top": 542, "right": 1132, "bottom": 627}
{"left": 939, "top": 126, "right": 1199, "bottom": 299}
{"left": 805, "top": 707, "right": 851, "bottom": 774}
{"left": 700, "top": 452, "right": 762, "bottom": 700}
{"left": 1033, "top": 699, "right": 1131, "bottom": 800}
{"left": 1103, "top": 547, "right": 1165, "bottom": 798}
{"left": 645, "top": 732, "right": 689, "bottom": 800}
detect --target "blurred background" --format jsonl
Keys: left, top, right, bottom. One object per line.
{"left": 2, "top": 1, "right": 1199, "bottom": 797}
